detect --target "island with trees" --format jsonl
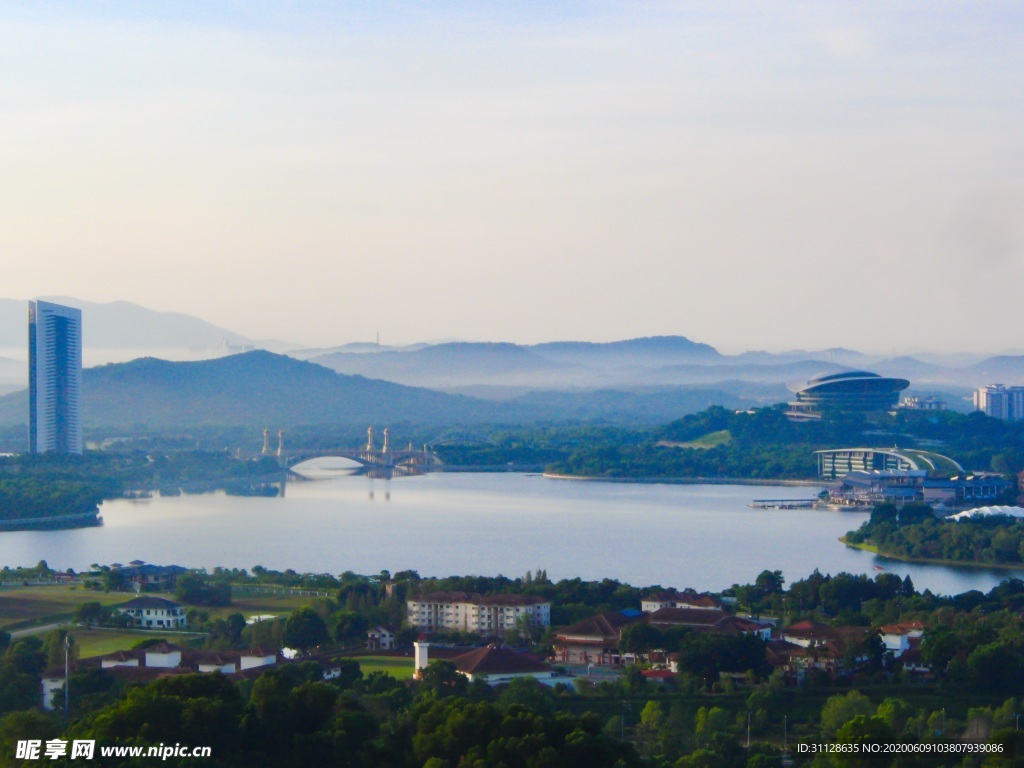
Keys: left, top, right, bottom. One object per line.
{"left": 844, "top": 502, "right": 1024, "bottom": 568}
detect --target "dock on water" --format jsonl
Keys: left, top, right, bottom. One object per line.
{"left": 748, "top": 499, "right": 819, "bottom": 509}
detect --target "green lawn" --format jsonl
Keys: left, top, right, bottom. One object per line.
{"left": 0, "top": 584, "right": 318, "bottom": 631}
{"left": 70, "top": 627, "right": 206, "bottom": 658}
{"left": 0, "top": 585, "right": 136, "bottom": 630}
{"left": 201, "top": 592, "right": 323, "bottom": 622}
{"left": 357, "top": 656, "right": 415, "bottom": 680}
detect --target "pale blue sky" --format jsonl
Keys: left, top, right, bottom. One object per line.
{"left": 2, "top": 2, "right": 1023, "bottom": 352}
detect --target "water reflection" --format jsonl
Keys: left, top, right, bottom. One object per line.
{"left": 1, "top": 473, "right": 1022, "bottom": 596}
{"left": 290, "top": 457, "right": 427, "bottom": 502}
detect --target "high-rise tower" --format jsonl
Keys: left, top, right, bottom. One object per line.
{"left": 28, "top": 300, "right": 82, "bottom": 454}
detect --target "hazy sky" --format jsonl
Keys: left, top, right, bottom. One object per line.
{"left": 2, "top": 2, "right": 1023, "bottom": 353}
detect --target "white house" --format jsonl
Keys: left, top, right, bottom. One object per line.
{"left": 367, "top": 625, "right": 396, "bottom": 651}
{"left": 879, "top": 621, "right": 924, "bottom": 657}
{"left": 414, "top": 641, "right": 552, "bottom": 686}
{"left": 640, "top": 591, "right": 721, "bottom": 613}
{"left": 116, "top": 596, "right": 187, "bottom": 629}
{"left": 40, "top": 645, "right": 317, "bottom": 710}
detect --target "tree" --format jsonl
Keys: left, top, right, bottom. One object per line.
{"left": 618, "top": 624, "right": 665, "bottom": 661}
{"left": 283, "top": 607, "right": 328, "bottom": 652}
{"left": 175, "top": 572, "right": 231, "bottom": 606}
{"left": 636, "top": 700, "right": 665, "bottom": 754}
{"left": 331, "top": 611, "right": 369, "bottom": 646}
{"left": 417, "top": 660, "right": 468, "bottom": 699}
{"left": 833, "top": 716, "right": 895, "bottom": 768}
{"left": 967, "top": 641, "right": 1024, "bottom": 693}
{"left": 820, "top": 691, "right": 873, "bottom": 738}
{"left": 74, "top": 601, "right": 104, "bottom": 628}
{"left": 754, "top": 570, "right": 785, "bottom": 596}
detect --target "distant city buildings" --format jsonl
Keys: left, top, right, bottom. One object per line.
{"left": 899, "top": 396, "right": 946, "bottom": 411}
{"left": 973, "top": 384, "right": 1024, "bottom": 421}
{"left": 786, "top": 371, "right": 909, "bottom": 423}
{"left": 28, "top": 300, "right": 82, "bottom": 454}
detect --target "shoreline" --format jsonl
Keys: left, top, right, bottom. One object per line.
{"left": 542, "top": 473, "right": 822, "bottom": 487}
{"left": 0, "top": 509, "right": 102, "bottom": 532}
{"left": 840, "top": 536, "right": 1024, "bottom": 571}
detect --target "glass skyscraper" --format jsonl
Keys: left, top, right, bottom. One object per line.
{"left": 28, "top": 300, "right": 82, "bottom": 454}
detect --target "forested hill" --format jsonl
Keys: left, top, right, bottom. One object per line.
{"left": 0, "top": 351, "right": 536, "bottom": 428}
{"left": 549, "top": 405, "right": 1024, "bottom": 480}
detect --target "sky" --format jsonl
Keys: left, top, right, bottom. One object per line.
{"left": 2, "top": 1, "right": 1023, "bottom": 353}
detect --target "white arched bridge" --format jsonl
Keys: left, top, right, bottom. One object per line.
{"left": 265, "top": 427, "right": 445, "bottom": 471}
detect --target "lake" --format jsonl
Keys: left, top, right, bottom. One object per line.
{"left": 1, "top": 469, "right": 1020, "bottom": 595}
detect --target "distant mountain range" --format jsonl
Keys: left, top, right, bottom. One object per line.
{"left": 0, "top": 350, "right": 782, "bottom": 428}
{"left": 4, "top": 296, "right": 1024, "bottom": 423}
{"left": 0, "top": 297, "right": 268, "bottom": 350}
{"left": 295, "top": 337, "right": 995, "bottom": 406}
{"left": 0, "top": 351, "right": 533, "bottom": 428}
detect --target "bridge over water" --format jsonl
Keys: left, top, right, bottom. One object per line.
{"left": 266, "top": 427, "right": 444, "bottom": 471}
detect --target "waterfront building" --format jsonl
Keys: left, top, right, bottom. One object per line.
{"left": 28, "top": 299, "right": 82, "bottom": 454}
{"left": 825, "top": 468, "right": 1011, "bottom": 508}
{"left": 817, "top": 447, "right": 1011, "bottom": 508}
{"left": 815, "top": 447, "right": 963, "bottom": 480}
{"left": 786, "top": 371, "right": 909, "bottom": 422}
{"left": 406, "top": 592, "right": 550, "bottom": 636}
{"left": 974, "top": 384, "right": 1024, "bottom": 421}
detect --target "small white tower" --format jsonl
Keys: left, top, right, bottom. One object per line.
{"left": 413, "top": 641, "right": 430, "bottom": 677}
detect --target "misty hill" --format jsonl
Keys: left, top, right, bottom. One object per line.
{"left": 307, "top": 336, "right": 724, "bottom": 388}
{"left": 530, "top": 336, "right": 721, "bottom": 366}
{"left": 309, "top": 342, "right": 583, "bottom": 388}
{"left": 289, "top": 342, "right": 430, "bottom": 359}
{"left": 0, "top": 297, "right": 288, "bottom": 352}
{"left": 302, "top": 335, "right": 999, "bottom": 398}
{"left": 0, "top": 351, "right": 531, "bottom": 428}
{"left": 729, "top": 347, "right": 876, "bottom": 367}
{"left": 964, "top": 356, "right": 1024, "bottom": 384}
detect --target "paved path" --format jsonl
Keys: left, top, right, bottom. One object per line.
{"left": 9, "top": 622, "right": 66, "bottom": 639}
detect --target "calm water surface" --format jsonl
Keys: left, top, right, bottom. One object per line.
{"left": 1, "top": 470, "right": 1020, "bottom": 595}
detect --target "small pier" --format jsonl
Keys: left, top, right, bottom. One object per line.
{"left": 749, "top": 499, "right": 819, "bottom": 509}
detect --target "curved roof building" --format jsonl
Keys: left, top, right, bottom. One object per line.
{"left": 815, "top": 447, "right": 963, "bottom": 479}
{"left": 786, "top": 370, "right": 909, "bottom": 422}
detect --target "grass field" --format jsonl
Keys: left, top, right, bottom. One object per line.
{"left": 0, "top": 586, "right": 134, "bottom": 630}
{"left": 0, "top": 584, "right": 319, "bottom": 631}
{"left": 70, "top": 628, "right": 206, "bottom": 658}
{"left": 202, "top": 592, "right": 322, "bottom": 622}
{"left": 357, "top": 656, "right": 415, "bottom": 680}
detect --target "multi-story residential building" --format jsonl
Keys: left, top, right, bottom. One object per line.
{"left": 974, "top": 384, "right": 1024, "bottom": 421}
{"left": 640, "top": 591, "right": 721, "bottom": 612}
{"left": 406, "top": 592, "right": 550, "bottom": 636}
{"left": 28, "top": 299, "right": 82, "bottom": 454}
{"left": 116, "top": 596, "right": 187, "bottom": 629}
